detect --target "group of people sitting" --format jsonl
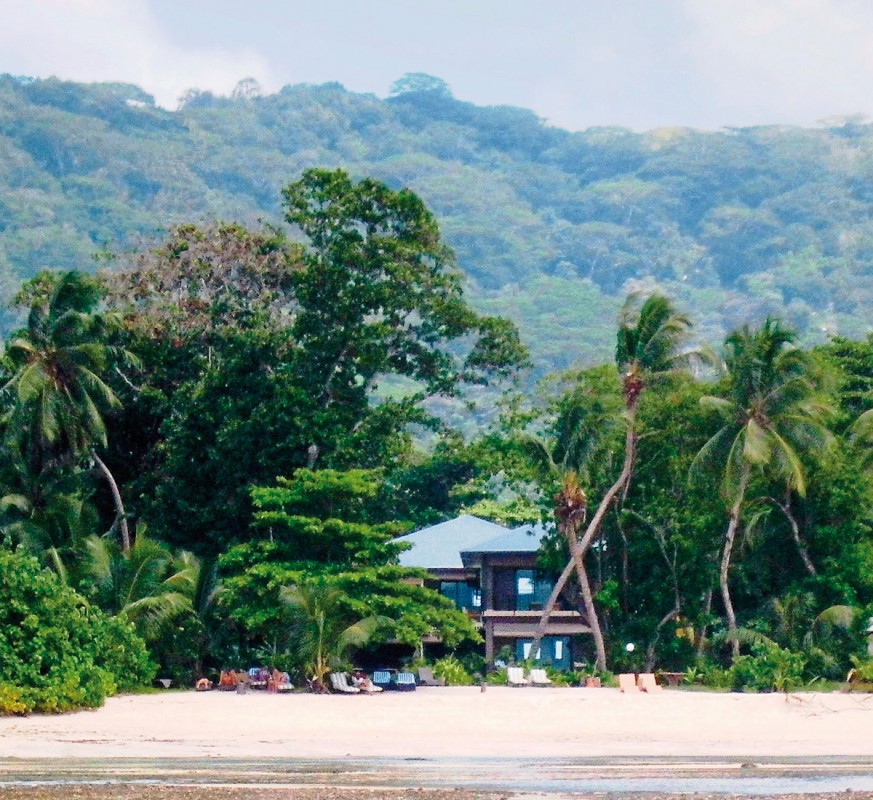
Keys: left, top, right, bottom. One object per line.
{"left": 199, "top": 668, "right": 294, "bottom": 693}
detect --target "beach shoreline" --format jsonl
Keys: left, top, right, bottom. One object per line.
{"left": 2, "top": 688, "right": 873, "bottom": 797}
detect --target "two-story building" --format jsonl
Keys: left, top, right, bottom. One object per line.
{"left": 396, "top": 515, "right": 591, "bottom": 670}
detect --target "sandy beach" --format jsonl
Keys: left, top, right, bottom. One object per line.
{"left": 0, "top": 687, "right": 871, "bottom": 760}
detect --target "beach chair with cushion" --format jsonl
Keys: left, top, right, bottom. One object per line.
{"left": 372, "top": 670, "right": 393, "bottom": 691}
{"left": 329, "top": 672, "right": 361, "bottom": 694}
{"left": 637, "top": 672, "right": 663, "bottom": 693}
{"left": 529, "top": 668, "right": 553, "bottom": 686}
{"left": 248, "top": 667, "right": 268, "bottom": 689}
{"left": 218, "top": 670, "right": 238, "bottom": 691}
{"left": 507, "top": 666, "right": 530, "bottom": 686}
{"left": 417, "top": 667, "right": 446, "bottom": 687}
{"left": 618, "top": 673, "right": 640, "bottom": 693}
{"left": 395, "top": 671, "right": 417, "bottom": 691}
{"left": 269, "top": 669, "right": 294, "bottom": 693}
{"left": 350, "top": 672, "right": 383, "bottom": 693}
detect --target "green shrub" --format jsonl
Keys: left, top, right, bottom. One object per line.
{"left": 730, "top": 642, "right": 806, "bottom": 692}
{"left": 0, "top": 549, "right": 155, "bottom": 713}
{"left": 0, "top": 684, "right": 28, "bottom": 715}
{"left": 433, "top": 654, "right": 474, "bottom": 686}
{"left": 848, "top": 655, "right": 873, "bottom": 684}
{"left": 486, "top": 668, "right": 508, "bottom": 685}
{"left": 699, "top": 662, "right": 734, "bottom": 689}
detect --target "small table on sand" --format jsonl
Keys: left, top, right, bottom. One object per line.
{"left": 659, "top": 672, "right": 685, "bottom": 687}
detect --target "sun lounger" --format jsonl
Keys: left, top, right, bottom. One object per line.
{"left": 351, "top": 672, "right": 383, "bottom": 693}
{"left": 248, "top": 667, "right": 269, "bottom": 689}
{"left": 269, "top": 669, "right": 294, "bottom": 693}
{"left": 417, "top": 667, "right": 446, "bottom": 687}
{"left": 372, "top": 670, "right": 393, "bottom": 691}
{"left": 637, "top": 672, "right": 663, "bottom": 692}
{"left": 329, "top": 672, "right": 361, "bottom": 694}
{"left": 395, "top": 671, "right": 417, "bottom": 691}
{"left": 217, "top": 670, "right": 238, "bottom": 691}
{"left": 618, "top": 673, "right": 640, "bottom": 693}
{"left": 529, "top": 668, "right": 552, "bottom": 686}
{"left": 507, "top": 666, "right": 530, "bottom": 686}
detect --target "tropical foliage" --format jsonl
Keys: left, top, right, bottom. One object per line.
{"left": 0, "top": 161, "right": 871, "bottom": 710}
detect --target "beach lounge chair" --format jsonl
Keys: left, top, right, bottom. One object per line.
{"left": 329, "top": 672, "right": 361, "bottom": 694}
{"left": 269, "top": 669, "right": 294, "bottom": 693}
{"left": 417, "top": 667, "right": 446, "bottom": 687}
{"left": 529, "top": 668, "right": 553, "bottom": 686}
{"left": 372, "top": 670, "right": 393, "bottom": 691}
{"left": 217, "top": 670, "right": 238, "bottom": 691}
{"left": 351, "top": 672, "right": 383, "bottom": 693}
{"left": 618, "top": 673, "right": 640, "bottom": 693}
{"left": 637, "top": 672, "right": 663, "bottom": 692}
{"left": 248, "top": 667, "right": 269, "bottom": 689}
{"left": 395, "top": 671, "right": 417, "bottom": 691}
{"left": 507, "top": 667, "right": 530, "bottom": 686}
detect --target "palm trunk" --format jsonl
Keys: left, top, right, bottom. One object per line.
{"left": 720, "top": 463, "right": 749, "bottom": 661}
{"left": 567, "top": 524, "right": 608, "bottom": 671}
{"left": 92, "top": 450, "right": 130, "bottom": 554}
{"left": 528, "top": 407, "right": 638, "bottom": 668}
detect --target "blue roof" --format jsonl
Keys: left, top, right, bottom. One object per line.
{"left": 396, "top": 515, "right": 508, "bottom": 569}
{"left": 461, "top": 522, "right": 550, "bottom": 555}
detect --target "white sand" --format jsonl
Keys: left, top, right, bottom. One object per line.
{"left": 0, "top": 688, "right": 871, "bottom": 760}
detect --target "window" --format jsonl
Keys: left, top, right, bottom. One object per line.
{"left": 521, "top": 642, "right": 541, "bottom": 660}
{"left": 515, "top": 570, "right": 553, "bottom": 610}
{"left": 471, "top": 589, "right": 482, "bottom": 608}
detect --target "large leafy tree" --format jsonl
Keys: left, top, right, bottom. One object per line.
{"left": 218, "top": 469, "right": 479, "bottom": 669}
{"left": 105, "top": 175, "right": 525, "bottom": 554}
{"left": 693, "top": 319, "right": 832, "bottom": 659}
{"left": 283, "top": 168, "right": 525, "bottom": 459}
{"left": 2, "top": 271, "right": 135, "bottom": 551}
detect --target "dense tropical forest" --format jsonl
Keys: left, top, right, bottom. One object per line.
{"left": 0, "top": 73, "right": 872, "bottom": 375}
{"left": 0, "top": 77, "right": 873, "bottom": 713}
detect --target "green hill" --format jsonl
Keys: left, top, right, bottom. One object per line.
{"left": 1, "top": 73, "right": 871, "bottom": 371}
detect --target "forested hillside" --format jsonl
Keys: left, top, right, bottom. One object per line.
{"left": 1, "top": 73, "right": 871, "bottom": 371}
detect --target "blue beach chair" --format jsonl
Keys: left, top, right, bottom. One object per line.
{"left": 395, "top": 671, "right": 417, "bottom": 691}
{"left": 372, "top": 670, "right": 393, "bottom": 691}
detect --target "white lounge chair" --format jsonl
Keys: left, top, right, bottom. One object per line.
{"left": 637, "top": 672, "right": 663, "bottom": 692}
{"left": 529, "top": 668, "right": 552, "bottom": 686}
{"left": 329, "top": 672, "right": 361, "bottom": 694}
{"left": 507, "top": 666, "right": 530, "bottom": 686}
{"left": 618, "top": 673, "right": 640, "bottom": 693}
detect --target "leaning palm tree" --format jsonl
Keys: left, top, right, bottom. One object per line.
{"left": 85, "top": 530, "right": 199, "bottom": 642}
{"left": 282, "top": 581, "right": 382, "bottom": 691}
{"left": 3, "top": 272, "right": 137, "bottom": 551}
{"left": 528, "top": 294, "right": 700, "bottom": 669}
{"left": 692, "top": 318, "right": 832, "bottom": 660}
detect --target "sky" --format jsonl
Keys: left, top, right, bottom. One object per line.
{"left": 3, "top": 0, "right": 873, "bottom": 131}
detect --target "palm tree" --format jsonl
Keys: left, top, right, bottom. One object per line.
{"left": 528, "top": 294, "right": 699, "bottom": 669}
{"left": 693, "top": 319, "right": 831, "bottom": 660}
{"left": 3, "top": 272, "right": 136, "bottom": 551}
{"left": 85, "top": 530, "right": 199, "bottom": 641}
{"left": 282, "top": 581, "right": 382, "bottom": 691}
